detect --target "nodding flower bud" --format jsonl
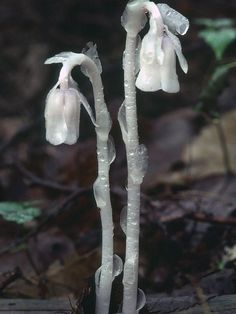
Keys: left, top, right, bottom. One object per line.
{"left": 135, "top": 3, "right": 189, "bottom": 93}
{"left": 45, "top": 81, "right": 81, "bottom": 145}
{"left": 44, "top": 50, "right": 98, "bottom": 146}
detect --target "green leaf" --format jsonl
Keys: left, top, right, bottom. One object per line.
{"left": 218, "top": 260, "right": 225, "bottom": 270}
{"left": 201, "top": 61, "right": 236, "bottom": 99}
{"left": 199, "top": 28, "right": 236, "bottom": 60}
{"left": 0, "top": 202, "right": 41, "bottom": 224}
{"left": 195, "top": 18, "right": 234, "bottom": 29}
{"left": 197, "top": 61, "right": 236, "bottom": 116}
{"left": 210, "top": 61, "right": 236, "bottom": 85}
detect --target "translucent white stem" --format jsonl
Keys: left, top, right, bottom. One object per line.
{"left": 122, "top": 35, "right": 140, "bottom": 314}
{"left": 90, "top": 63, "right": 114, "bottom": 314}
{"left": 61, "top": 54, "right": 113, "bottom": 314}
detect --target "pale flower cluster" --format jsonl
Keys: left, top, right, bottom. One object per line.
{"left": 44, "top": 77, "right": 81, "bottom": 145}
{"left": 44, "top": 48, "right": 97, "bottom": 146}
{"left": 135, "top": 3, "right": 189, "bottom": 93}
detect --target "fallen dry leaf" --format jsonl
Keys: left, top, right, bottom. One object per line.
{"left": 183, "top": 110, "right": 236, "bottom": 178}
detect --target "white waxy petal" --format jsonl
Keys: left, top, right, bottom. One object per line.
{"left": 140, "top": 32, "right": 157, "bottom": 65}
{"left": 136, "top": 62, "right": 161, "bottom": 92}
{"left": 64, "top": 88, "right": 81, "bottom": 145}
{"left": 161, "top": 36, "right": 180, "bottom": 93}
{"left": 149, "top": 16, "right": 164, "bottom": 65}
{"left": 165, "top": 26, "right": 188, "bottom": 73}
{"left": 135, "top": 18, "right": 164, "bottom": 92}
{"left": 157, "top": 3, "right": 189, "bottom": 35}
{"left": 141, "top": 17, "right": 164, "bottom": 65}
{"left": 44, "top": 88, "right": 67, "bottom": 145}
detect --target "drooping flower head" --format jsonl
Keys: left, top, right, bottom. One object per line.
{"left": 44, "top": 76, "right": 81, "bottom": 145}
{"left": 122, "top": 1, "right": 189, "bottom": 93}
{"left": 44, "top": 46, "right": 98, "bottom": 145}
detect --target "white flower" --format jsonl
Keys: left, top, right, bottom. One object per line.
{"left": 44, "top": 51, "right": 97, "bottom": 146}
{"left": 45, "top": 80, "right": 81, "bottom": 145}
{"left": 135, "top": 4, "right": 189, "bottom": 93}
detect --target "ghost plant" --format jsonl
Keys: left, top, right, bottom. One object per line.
{"left": 44, "top": 1, "right": 189, "bottom": 313}
{"left": 44, "top": 44, "right": 122, "bottom": 314}
{"left": 120, "top": 1, "right": 189, "bottom": 313}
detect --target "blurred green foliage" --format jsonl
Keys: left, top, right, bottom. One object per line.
{"left": 195, "top": 18, "right": 236, "bottom": 117}
{"left": 0, "top": 202, "right": 41, "bottom": 224}
{"left": 196, "top": 18, "right": 236, "bottom": 61}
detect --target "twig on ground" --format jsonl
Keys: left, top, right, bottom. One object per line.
{"left": 0, "top": 120, "right": 41, "bottom": 155}
{"left": 143, "top": 193, "right": 236, "bottom": 226}
{"left": 14, "top": 160, "right": 75, "bottom": 193}
{"left": 0, "top": 188, "right": 91, "bottom": 256}
{"left": 214, "top": 120, "right": 233, "bottom": 176}
{"left": 187, "top": 212, "right": 236, "bottom": 226}
{"left": 0, "top": 267, "right": 22, "bottom": 293}
{"left": 188, "top": 275, "right": 211, "bottom": 314}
